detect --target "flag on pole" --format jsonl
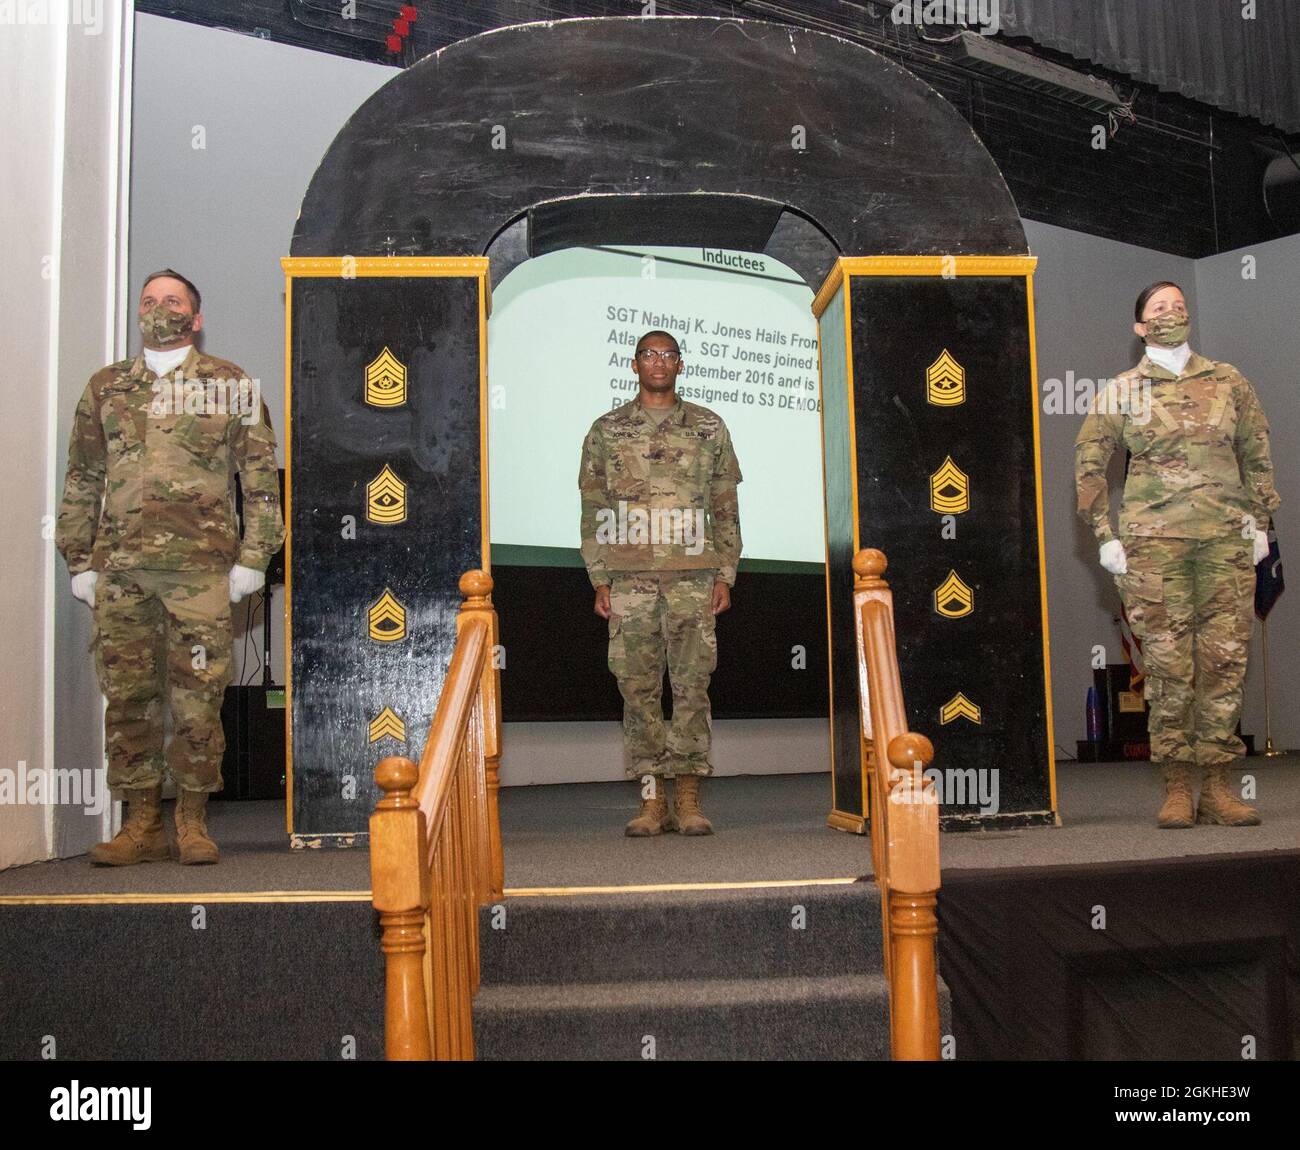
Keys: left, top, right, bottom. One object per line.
{"left": 1255, "top": 531, "right": 1285, "bottom": 620}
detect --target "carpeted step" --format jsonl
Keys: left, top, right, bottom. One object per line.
{"left": 479, "top": 881, "right": 884, "bottom": 984}
{"left": 0, "top": 902, "right": 385, "bottom": 1060}
{"left": 471, "top": 881, "right": 953, "bottom": 1059}
{"left": 473, "top": 972, "right": 892, "bottom": 1060}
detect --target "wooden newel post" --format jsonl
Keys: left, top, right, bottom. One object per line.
{"left": 853, "top": 548, "right": 889, "bottom": 882}
{"left": 371, "top": 755, "right": 432, "bottom": 1061}
{"left": 852, "top": 547, "right": 889, "bottom": 592}
{"left": 457, "top": 569, "right": 505, "bottom": 902}
{"left": 885, "top": 732, "right": 941, "bottom": 1061}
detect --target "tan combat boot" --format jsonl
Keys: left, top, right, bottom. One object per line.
{"left": 89, "top": 785, "right": 169, "bottom": 866}
{"left": 1196, "top": 767, "right": 1262, "bottom": 826}
{"left": 625, "top": 777, "right": 673, "bottom": 837}
{"left": 673, "top": 775, "right": 713, "bottom": 836}
{"left": 175, "top": 789, "right": 221, "bottom": 864}
{"left": 1156, "top": 762, "right": 1195, "bottom": 829}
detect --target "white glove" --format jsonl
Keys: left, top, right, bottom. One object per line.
{"left": 71, "top": 570, "right": 98, "bottom": 608}
{"left": 1253, "top": 531, "right": 1270, "bottom": 566}
{"left": 229, "top": 564, "right": 265, "bottom": 603}
{"left": 1099, "top": 539, "right": 1128, "bottom": 575}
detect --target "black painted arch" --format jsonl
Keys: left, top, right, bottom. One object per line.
{"left": 291, "top": 16, "right": 1027, "bottom": 286}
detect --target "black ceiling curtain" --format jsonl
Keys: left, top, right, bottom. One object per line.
{"left": 998, "top": 0, "right": 1300, "bottom": 133}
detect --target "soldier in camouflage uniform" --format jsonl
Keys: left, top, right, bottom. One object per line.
{"left": 1075, "top": 281, "right": 1279, "bottom": 828}
{"left": 57, "top": 269, "right": 285, "bottom": 865}
{"left": 579, "top": 330, "right": 743, "bottom": 836}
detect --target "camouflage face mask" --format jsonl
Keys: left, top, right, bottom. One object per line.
{"left": 137, "top": 303, "right": 195, "bottom": 346}
{"left": 1143, "top": 309, "right": 1191, "bottom": 348}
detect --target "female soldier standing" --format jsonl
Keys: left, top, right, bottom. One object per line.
{"left": 1075, "top": 282, "right": 1280, "bottom": 828}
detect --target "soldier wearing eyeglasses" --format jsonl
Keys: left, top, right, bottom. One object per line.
{"left": 578, "top": 330, "right": 743, "bottom": 836}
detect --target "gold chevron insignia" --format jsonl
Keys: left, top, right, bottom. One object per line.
{"left": 367, "top": 588, "right": 407, "bottom": 642}
{"left": 366, "top": 464, "right": 407, "bottom": 525}
{"left": 933, "top": 570, "right": 974, "bottom": 618}
{"left": 940, "top": 692, "right": 982, "bottom": 725}
{"left": 926, "top": 349, "right": 966, "bottom": 406}
{"left": 367, "top": 706, "right": 406, "bottom": 744}
{"left": 929, "top": 456, "right": 970, "bottom": 514}
{"left": 364, "top": 346, "right": 407, "bottom": 408}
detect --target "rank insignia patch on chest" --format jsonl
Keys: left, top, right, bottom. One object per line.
{"left": 368, "top": 588, "right": 407, "bottom": 642}
{"left": 930, "top": 455, "right": 970, "bottom": 514}
{"left": 366, "top": 464, "right": 407, "bottom": 524}
{"left": 365, "top": 347, "right": 407, "bottom": 408}
{"left": 926, "top": 349, "right": 966, "bottom": 406}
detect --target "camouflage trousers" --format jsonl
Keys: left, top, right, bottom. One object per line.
{"left": 608, "top": 570, "right": 718, "bottom": 778}
{"left": 93, "top": 569, "right": 232, "bottom": 792}
{"left": 1115, "top": 535, "right": 1255, "bottom": 767}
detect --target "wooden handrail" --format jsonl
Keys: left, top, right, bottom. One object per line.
{"left": 852, "top": 548, "right": 942, "bottom": 1061}
{"left": 369, "top": 569, "right": 505, "bottom": 1060}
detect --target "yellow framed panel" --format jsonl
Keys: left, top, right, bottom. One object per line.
{"left": 812, "top": 254, "right": 1057, "bottom": 830}
{"left": 278, "top": 256, "right": 492, "bottom": 837}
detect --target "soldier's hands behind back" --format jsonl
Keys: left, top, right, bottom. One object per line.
{"left": 70, "top": 570, "right": 98, "bottom": 608}
{"left": 229, "top": 564, "right": 265, "bottom": 604}
{"left": 1099, "top": 540, "right": 1127, "bottom": 576}
{"left": 594, "top": 585, "right": 612, "bottom": 619}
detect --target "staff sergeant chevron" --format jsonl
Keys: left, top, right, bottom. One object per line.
{"left": 933, "top": 569, "right": 975, "bottom": 618}
{"left": 368, "top": 706, "right": 407, "bottom": 744}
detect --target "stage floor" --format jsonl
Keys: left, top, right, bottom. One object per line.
{"left": 0, "top": 757, "right": 1295, "bottom": 897}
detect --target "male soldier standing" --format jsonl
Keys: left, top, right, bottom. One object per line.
{"left": 579, "top": 329, "right": 743, "bottom": 836}
{"left": 1075, "top": 281, "right": 1280, "bottom": 828}
{"left": 57, "top": 269, "right": 285, "bottom": 865}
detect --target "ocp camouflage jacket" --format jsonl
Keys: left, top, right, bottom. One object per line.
{"left": 1074, "top": 351, "right": 1279, "bottom": 543}
{"left": 579, "top": 394, "right": 744, "bottom": 587}
{"left": 56, "top": 346, "right": 285, "bottom": 574}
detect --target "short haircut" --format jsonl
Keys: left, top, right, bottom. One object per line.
{"left": 142, "top": 268, "right": 201, "bottom": 313}
{"left": 635, "top": 329, "right": 681, "bottom": 356}
{"left": 1134, "top": 281, "right": 1183, "bottom": 322}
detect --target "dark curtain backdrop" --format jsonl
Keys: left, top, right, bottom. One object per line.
{"left": 1000, "top": 0, "right": 1300, "bottom": 133}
